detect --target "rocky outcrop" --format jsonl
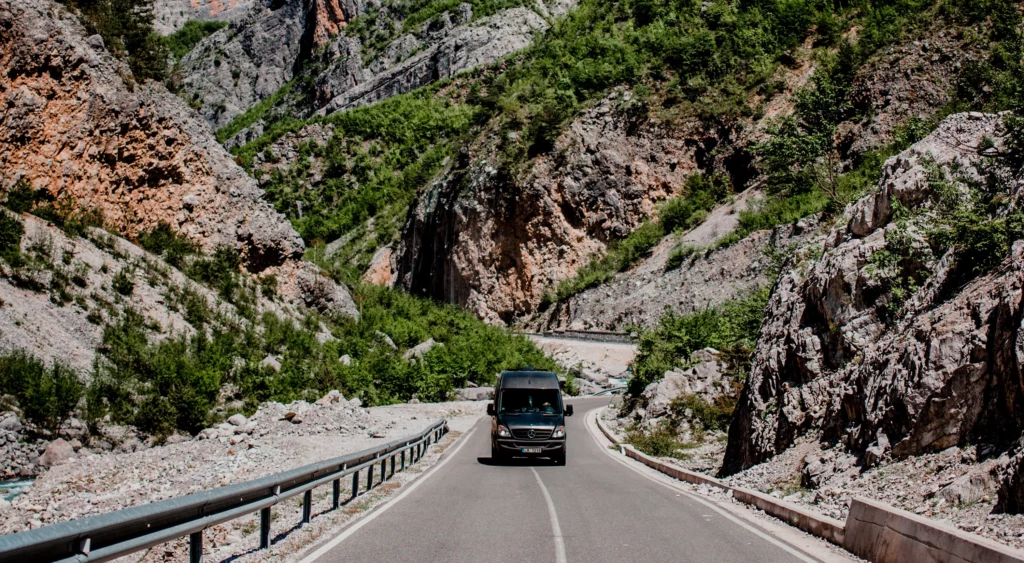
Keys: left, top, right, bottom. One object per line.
{"left": 530, "top": 192, "right": 814, "bottom": 331}
{"left": 842, "top": 28, "right": 985, "bottom": 157}
{"left": 0, "top": 0, "right": 303, "bottom": 271}
{"left": 223, "top": 0, "right": 576, "bottom": 148}
{"left": 315, "top": 6, "right": 553, "bottom": 115}
{"left": 153, "top": 0, "right": 256, "bottom": 35}
{"left": 180, "top": 0, "right": 358, "bottom": 129}
{"left": 395, "top": 90, "right": 740, "bottom": 323}
{"left": 723, "top": 113, "right": 1024, "bottom": 482}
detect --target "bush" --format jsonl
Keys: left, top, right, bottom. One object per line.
{"left": 58, "top": 0, "right": 169, "bottom": 81}
{"left": 626, "top": 287, "right": 769, "bottom": 401}
{"left": 0, "top": 211, "right": 24, "bottom": 266}
{"left": 163, "top": 19, "right": 227, "bottom": 59}
{"left": 137, "top": 222, "right": 198, "bottom": 269}
{"left": 112, "top": 267, "right": 135, "bottom": 296}
{"left": 625, "top": 424, "right": 691, "bottom": 458}
{"left": 0, "top": 350, "right": 84, "bottom": 437}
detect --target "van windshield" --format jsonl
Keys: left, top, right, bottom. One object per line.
{"left": 500, "top": 389, "right": 561, "bottom": 415}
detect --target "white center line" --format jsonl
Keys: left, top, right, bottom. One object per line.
{"left": 531, "top": 467, "right": 567, "bottom": 563}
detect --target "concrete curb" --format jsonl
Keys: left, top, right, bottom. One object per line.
{"left": 591, "top": 407, "right": 1024, "bottom": 562}
{"left": 731, "top": 486, "right": 845, "bottom": 546}
{"left": 844, "top": 496, "right": 1024, "bottom": 563}
{"left": 622, "top": 445, "right": 731, "bottom": 491}
{"left": 594, "top": 411, "right": 622, "bottom": 445}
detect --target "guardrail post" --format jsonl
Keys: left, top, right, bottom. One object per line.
{"left": 390, "top": 455, "right": 396, "bottom": 478}
{"left": 260, "top": 507, "right": 271, "bottom": 549}
{"left": 367, "top": 465, "right": 374, "bottom": 491}
{"left": 332, "top": 479, "right": 341, "bottom": 509}
{"left": 401, "top": 449, "right": 406, "bottom": 471}
{"left": 302, "top": 490, "right": 312, "bottom": 524}
{"left": 380, "top": 458, "right": 387, "bottom": 481}
{"left": 352, "top": 471, "right": 359, "bottom": 501}
{"left": 189, "top": 531, "right": 203, "bottom": 563}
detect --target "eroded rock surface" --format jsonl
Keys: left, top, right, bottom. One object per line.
{"left": 395, "top": 91, "right": 742, "bottom": 323}
{"left": 723, "top": 114, "right": 1024, "bottom": 495}
{"left": 0, "top": 0, "right": 303, "bottom": 271}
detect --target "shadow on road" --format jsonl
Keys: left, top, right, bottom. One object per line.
{"left": 477, "top": 456, "right": 557, "bottom": 467}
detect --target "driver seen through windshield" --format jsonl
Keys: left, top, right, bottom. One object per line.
{"left": 499, "top": 389, "right": 562, "bottom": 414}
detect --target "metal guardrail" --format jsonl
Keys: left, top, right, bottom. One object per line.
{"left": 0, "top": 419, "right": 448, "bottom": 563}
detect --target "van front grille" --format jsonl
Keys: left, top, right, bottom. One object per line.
{"left": 510, "top": 427, "right": 553, "bottom": 440}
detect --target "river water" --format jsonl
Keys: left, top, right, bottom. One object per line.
{"left": 0, "top": 479, "right": 33, "bottom": 502}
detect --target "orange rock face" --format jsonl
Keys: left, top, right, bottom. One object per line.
{"left": 0, "top": 0, "right": 303, "bottom": 271}
{"left": 311, "top": 0, "right": 348, "bottom": 49}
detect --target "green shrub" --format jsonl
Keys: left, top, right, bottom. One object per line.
{"left": 163, "top": 19, "right": 227, "bottom": 59}
{"left": 625, "top": 424, "right": 691, "bottom": 459}
{"left": 665, "top": 244, "right": 700, "bottom": 270}
{"left": 626, "top": 287, "right": 769, "bottom": 401}
{"left": 0, "top": 211, "right": 24, "bottom": 266}
{"left": 0, "top": 350, "right": 84, "bottom": 436}
{"left": 112, "top": 267, "right": 135, "bottom": 296}
{"left": 137, "top": 222, "right": 198, "bottom": 269}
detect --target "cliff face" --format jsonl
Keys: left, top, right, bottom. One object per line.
{"left": 393, "top": 91, "right": 742, "bottom": 323}
{"left": 0, "top": 0, "right": 303, "bottom": 272}
{"left": 153, "top": 0, "right": 256, "bottom": 34}
{"left": 179, "top": 0, "right": 357, "bottom": 129}
{"left": 722, "top": 114, "right": 1024, "bottom": 497}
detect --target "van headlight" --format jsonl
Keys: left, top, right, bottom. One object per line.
{"left": 552, "top": 426, "right": 565, "bottom": 439}
{"left": 497, "top": 425, "right": 511, "bottom": 438}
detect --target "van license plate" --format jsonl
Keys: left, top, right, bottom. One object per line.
{"left": 521, "top": 447, "right": 542, "bottom": 454}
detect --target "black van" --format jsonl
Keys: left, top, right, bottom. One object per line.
{"left": 487, "top": 369, "right": 573, "bottom": 465}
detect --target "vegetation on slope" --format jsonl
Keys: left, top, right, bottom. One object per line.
{"left": 163, "top": 19, "right": 228, "bottom": 60}
{"left": 0, "top": 210, "right": 558, "bottom": 439}
{"left": 57, "top": 0, "right": 169, "bottom": 81}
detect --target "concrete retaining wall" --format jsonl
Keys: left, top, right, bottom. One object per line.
{"left": 731, "top": 486, "right": 846, "bottom": 546}
{"left": 844, "top": 497, "right": 1024, "bottom": 563}
{"left": 622, "top": 445, "right": 730, "bottom": 491}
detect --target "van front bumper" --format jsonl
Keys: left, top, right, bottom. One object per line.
{"left": 495, "top": 439, "right": 565, "bottom": 454}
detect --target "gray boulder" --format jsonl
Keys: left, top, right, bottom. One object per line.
{"left": 38, "top": 439, "right": 75, "bottom": 467}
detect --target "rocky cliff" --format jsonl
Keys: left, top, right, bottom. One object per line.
{"left": 0, "top": 0, "right": 303, "bottom": 271}
{"left": 153, "top": 0, "right": 256, "bottom": 34}
{"left": 721, "top": 112, "right": 1024, "bottom": 509}
{"left": 394, "top": 90, "right": 747, "bottom": 323}
{"left": 0, "top": 0, "right": 357, "bottom": 318}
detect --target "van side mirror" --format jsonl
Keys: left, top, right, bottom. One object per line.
{"left": 565, "top": 405, "right": 574, "bottom": 417}
{"left": 487, "top": 404, "right": 495, "bottom": 416}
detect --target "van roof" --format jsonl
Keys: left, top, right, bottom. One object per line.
{"left": 497, "top": 370, "right": 560, "bottom": 389}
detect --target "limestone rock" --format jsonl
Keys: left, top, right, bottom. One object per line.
{"left": 403, "top": 338, "right": 441, "bottom": 360}
{"left": 38, "top": 439, "right": 74, "bottom": 468}
{"left": 227, "top": 414, "right": 248, "bottom": 427}
{"left": 723, "top": 113, "right": 1024, "bottom": 478}
{"left": 0, "top": 0, "right": 304, "bottom": 272}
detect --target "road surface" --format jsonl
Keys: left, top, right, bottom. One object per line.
{"left": 302, "top": 398, "right": 840, "bottom": 562}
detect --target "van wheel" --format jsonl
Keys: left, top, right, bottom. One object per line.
{"left": 491, "top": 444, "right": 504, "bottom": 464}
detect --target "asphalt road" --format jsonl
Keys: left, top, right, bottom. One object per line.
{"left": 304, "top": 398, "right": 826, "bottom": 563}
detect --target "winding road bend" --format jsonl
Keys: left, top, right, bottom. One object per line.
{"left": 302, "top": 398, "right": 848, "bottom": 563}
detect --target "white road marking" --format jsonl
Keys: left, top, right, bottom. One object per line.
{"left": 298, "top": 427, "right": 478, "bottom": 563}
{"left": 530, "top": 467, "right": 568, "bottom": 563}
{"left": 584, "top": 408, "right": 823, "bottom": 563}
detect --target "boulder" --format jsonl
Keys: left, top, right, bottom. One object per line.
{"left": 0, "top": 415, "right": 22, "bottom": 432}
{"left": 316, "top": 389, "right": 345, "bottom": 406}
{"left": 339, "top": 354, "right": 352, "bottom": 366}
{"left": 227, "top": 414, "right": 248, "bottom": 427}
{"left": 457, "top": 387, "right": 494, "bottom": 401}
{"left": 403, "top": 338, "right": 442, "bottom": 360}
{"left": 259, "top": 355, "right": 281, "bottom": 373}
{"left": 38, "top": 439, "right": 74, "bottom": 467}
